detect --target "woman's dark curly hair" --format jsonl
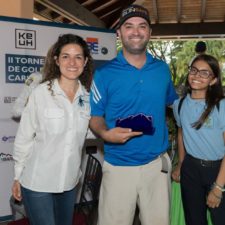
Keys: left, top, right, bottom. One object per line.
{"left": 41, "top": 33, "right": 94, "bottom": 93}
{"left": 184, "top": 54, "right": 224, "bottom": 129}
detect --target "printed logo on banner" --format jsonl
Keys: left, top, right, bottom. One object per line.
{"left": 86, "top": 37, "right": 99, "bottom": 54}
{"left": 5, "top": 54, "right": 45, "bottom": 83}
{"left": 15, "top": 29, "right": 36, "bottom": 49}
{"left": 1, "top": 136, "right": 15, "bottom": 143}
{"left": 101, "top": 47, "right": 108, "bottom": 55}
{"left": 86, "top": 37, "right": 109, "bottom": 55}
{"left": 4, "top": 96, "right": 17, "bottom": 103}
{"left": 0, "top": 153, "right": 13, "bottom": 162}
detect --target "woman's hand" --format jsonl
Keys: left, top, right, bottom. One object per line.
{"left": 172, "top": 164, "right": 181, "bottom": 183}
{"left": 207, "top": 185, "right": 222, "bottom": 208}
{"left": 12, "top": 180, "right": 22, "bottom": 201}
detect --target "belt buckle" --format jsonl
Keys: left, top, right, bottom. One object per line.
{"left": 200, "top": 160, "right": 208, "bottom": 167}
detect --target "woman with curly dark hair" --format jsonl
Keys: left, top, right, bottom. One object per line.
{"left": 41, "top": 33, "right": 93, "bottom": 92}
{"left": 12, "top": 33, "right": 94, "bottom": 225}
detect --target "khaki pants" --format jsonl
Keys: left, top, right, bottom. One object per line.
{"left": 98, "top": 153, "right": 171, "bottom": 225}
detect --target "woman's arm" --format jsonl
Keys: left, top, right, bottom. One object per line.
{"left": 12, "top": 72, "right": 42, "bottom": 118}
{"left": 12, "top": 181, "right": 22, "bottom": 201}
{"left": 207, "top": 132, "right": 225, "bottom": 208}
{"left": 172, "top": 127, "right": 186, "bottom": 182}
{"left": 13, "top": 91, "right": 37, "bottom": 181}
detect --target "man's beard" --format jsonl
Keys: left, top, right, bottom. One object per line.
{"left": 121, "top": 35, "right": 149, "bottom": 54}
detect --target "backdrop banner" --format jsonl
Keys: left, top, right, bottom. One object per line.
{"left": 0, "top": 15, "right": 116, "bottom": 220}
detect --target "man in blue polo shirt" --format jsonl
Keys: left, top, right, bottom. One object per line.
{"left": 90, "top": 4, "right": 178, "bottom": 225}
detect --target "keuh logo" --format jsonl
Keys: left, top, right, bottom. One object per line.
{"left": 15, "top": 29, "right": 36, "bottom": 49}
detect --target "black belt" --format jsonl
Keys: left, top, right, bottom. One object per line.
{"left": 186, "top": 154, "right": 222, "bottom": 168}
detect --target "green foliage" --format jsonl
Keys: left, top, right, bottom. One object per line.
{"left": 117, "top": 41, "right": 123, "bottom": 54}
{"left": 166, "top": 107, "right": 177, "bottom": 136}
{"left": 146, "top": 40, "right": 225, "bottom": 87}
{"left": 175, "top": 40, "right": 225, "bottom": 86}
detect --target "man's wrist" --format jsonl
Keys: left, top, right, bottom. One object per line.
{"left": 100, "top": 129, "right": 110, "bottom": 142}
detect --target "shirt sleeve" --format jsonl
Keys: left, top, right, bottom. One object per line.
{"left": 90, "top": 70, "right": 107, "bottom": 116}
{"left": 12, "top": 72, "right": 42, "bottom": 117}
{"left": 12, "top": 83, "right": 31, "bottom": 118}
{"left": 219, "top": 99, "right": 225, "bottom": 132}
{"left": 173, "top": 98, "right": 182, "bottom": 127}
{"left": 166, "top": 79, "right": 179, "bottom": 106}
{"left": 13, "top": 90, "right": 38, "bottom": 181}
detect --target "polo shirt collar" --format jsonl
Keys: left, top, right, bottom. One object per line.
{"left": 186, "top": 93, "right": 206, "bottom": 106}
{"left": 117, "top": 50, "right": 154, "bottom": 66}
{"left": 52, "top": 79, "right": 89, "bottom": 98}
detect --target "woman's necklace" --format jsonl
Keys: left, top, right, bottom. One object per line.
{"left": 191, "top": 97, "right": 205, "bottom": 99}
{"left": 191, "top": 96, "right": 205, "bottom": 101}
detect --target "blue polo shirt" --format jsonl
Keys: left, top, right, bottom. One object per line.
{"left": 91, "top": 51, "right": 178, "bottom": 166}
{"left": 173, "top": 94, "right": 225, "bottom": 160}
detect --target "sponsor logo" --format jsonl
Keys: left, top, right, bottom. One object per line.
{"left": 15, "top": 29, "right": 36, "bottom": 49}
{"left": 5, "top": 54, "right": 45, "bottom": 83}
{"left": 2, "top": 136, "right": 15, "bottom": 143}
{"left": 101, "top": 47, "right": 108, "bottom": 55}
{"left": 122, "top": 6, "right": 148, "bottom": 17}
{"left": 0, "top": 153, "right": 13, "bottom": 162}
{"left": 86, "top": 37, "right": 108, "bottom": 56}
{"left": 86, "top": 37, "right": 99, "bottom": 54}
{"left": 25, "top": 77, "right": 34, "bottom": 86}
{"left": 4, "top": 96, "right": 17, "bottom": 103}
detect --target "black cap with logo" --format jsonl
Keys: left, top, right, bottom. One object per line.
{"left": 118, "top": 4, "right": 151, "bottom": 28}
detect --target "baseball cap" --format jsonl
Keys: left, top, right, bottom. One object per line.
{"left": 118, "top": 4, "right": 151, "bottom": 28}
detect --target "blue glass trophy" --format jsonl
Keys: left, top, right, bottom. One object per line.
{"left": 115, "top": 113, "right": 155, "bottom": 135}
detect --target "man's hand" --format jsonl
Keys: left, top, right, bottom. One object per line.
{"left": 89, "top": 116, "right": 143, "bottom": 143}
{"left": 102, "top": 127, "right": 143, "bottom": 143}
